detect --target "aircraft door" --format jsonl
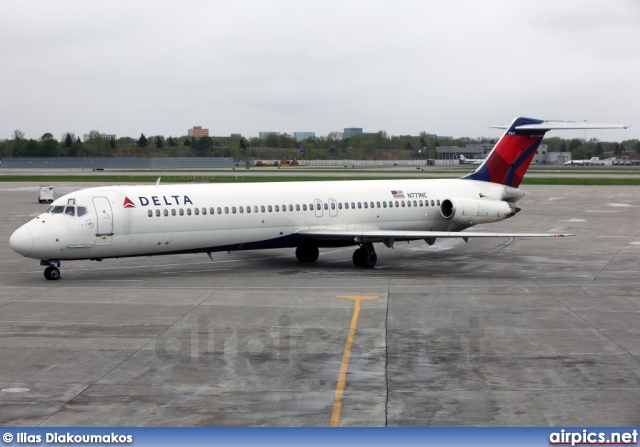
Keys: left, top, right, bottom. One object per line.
{"left": 92, "top": 196, "right": 114, "bottom": 236}
{"left": 314, "top": 199, "right": 323, "bottom": 218}
{"left": 328, "top": 198, "right": 338, "bottom": 217}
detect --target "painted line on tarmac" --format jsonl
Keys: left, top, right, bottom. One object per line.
{"left": 330, "top": 295, "right": 379, "bottom": 427}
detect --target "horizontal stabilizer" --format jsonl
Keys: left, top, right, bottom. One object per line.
{"left": 491, "top": 121, "right": 631, "bottom": 130}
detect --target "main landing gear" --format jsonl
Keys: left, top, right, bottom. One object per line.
{"left": 295, "top": 246, "right": 319, "bottom": 262}
{"left": 41, "top": 260, "right": 61, "bottom": 281}
{"left": 295, "top": 244, "right": 378, "bottom": 268}
{"left": 352, "top": 243, "right": 377, "bottom": 268}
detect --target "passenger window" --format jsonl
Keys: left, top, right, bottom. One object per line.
{"left": 316, "top": 203, "right": 321, "bottom": 210}
{"left": 324, "top": 203, "right": 328, "bottom": 211}
{"left": 431, "top": 200, "right": 435, "bottom": 206}
{"left": 295, "top": 204, "right": 300, "bottom": 211}
{"left": 338, "top": 203, "right": 343, "bottom": 210}
{"left": 364, "top": 202, "right": 368, "bottom": 209}
{"left": 268, "top": 205, "right": 273, "bottom": 212}
{"left": 389, "top": 201, "right": 393, "bottom": 208}
{"left": 401, "top": 201, "right": 405, "bottom": 207}
{"left": 413, "top": 200, "right": 417, "bottom": 207}
{"left": 395, "top": 201, "right": 399, "bottom": 207}
{"left": 156, "top": 209, "right": 161, "bottom": 217}
{"left": 194, "top": 208, "right": 200, "bottom": 215}
{"left": 254, "top": 206, "right": 259, "bottom": 213}
{"left": 331, "top": 202, "right": 336, "bottom": 210}
{"left": 217, "top": 207, "right": 222, "bottom": 214}
{"left": 180, "top": 208, "right": 184, "bottom": 216}
{"left": 376, "top": 202, "right": 380, "bottom": 208}
{"left": 310, "top": 203, "right": 314, "bottom": 210}
{"left": 246, "top": 206, "right": 251, "bottom": 214}
{"left": 187, "top": 208, "right": 192, "bottom": 216}
{"left": 202, "top": 208, "right": 207, "bottom": 215}
{"left": 419, "top": 200, "right": 424, "bottom": 206}
{"left": 407, "top": 201, "right": 411, "bottom": 207}
{"left": 77, "top": 206, "right": 87, "bottom": 217}
{"left": 303, "top": 204, "right": 307, "bottom": 211}
{"left": 275, "top": 205, "right": 279, "bottom": 212}
{"left": 288, "top": 204, "right": 293, "bottom": 211}
{"left": 370, "top": 202, "right": 374, "bottom": 208}
{"left": 232, "top": 207, "right": 237, "bottom": 214}
{"left": 163, "top": 209, "right": 168, "bottom": 216}
{"left": 282, "top": 204, "right": 287, "bottom": 212}
{"left": 383, "top": 202, "right": 387, "bottom": 208}
{"left": 172, "top": 209, "right": 176, "bottom": 216}
{"left": 345, "top": 203, "right": 349, "bottom": 209}
{"left": 437, "top": 200, "right": 440, "bottom": 206}
{"left": 351, "top": 202, "right": 355, "bottom": 209}
{"left": 210, "top": 207, "right": 214, "bottom": 215}
{"left": 65, "top": 206, "right": 75, "bottom": 216}
{"left": 239, "top": 206, "right": 243, "bottom": 214}
{"left": 261, "top": 205, "right": 266, "bottom": 212}
{"left": 148, "top": 210, "right": 153, "bottom": 217}
{"left": 225, "top": 207, "right": 229, "bottom": 214}
{"left": 358, "top": 202, "right": 362, "bottom": 209}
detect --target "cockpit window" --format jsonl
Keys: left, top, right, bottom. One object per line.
{"left": 64, "top": 206, "right": 75, "bottom": 216}
{"left": 45, "top": 206, "right": 54, "bottom": 213}
{"left": 77, "top": 207, "right": 87, "bottom": 217}
{"left": 51, "top": 206, "right": 65, "bottom": 214}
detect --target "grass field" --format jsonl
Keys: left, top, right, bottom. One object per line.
{"left": 2, "top": 174, "right": 640, "bottom": 185}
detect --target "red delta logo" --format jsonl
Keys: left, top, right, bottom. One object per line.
{"left": 123, "top": 197, "right": 136, "bottom": 208}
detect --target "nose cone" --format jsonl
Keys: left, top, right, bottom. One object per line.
{"left": 10, "top": 225, "right": 33, "bottom": 257}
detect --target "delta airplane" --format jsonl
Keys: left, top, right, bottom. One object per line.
{"left": 458, "top": 154, "right": 485, "bottom": 165}
{"left": 10, "top": 117, "right": 630, "bottom": 280}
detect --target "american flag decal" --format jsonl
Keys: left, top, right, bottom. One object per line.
{"left": 123, "top": 197, "right": 136, "bottom": 208}
{"left": 391, "top": 190, "right": 405, "bottom": 199}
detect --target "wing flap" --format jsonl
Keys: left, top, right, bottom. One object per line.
{"left": 297, "top": 228, "right": 573, "bottom": 242}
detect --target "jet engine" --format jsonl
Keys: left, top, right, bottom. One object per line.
{"left": 440, "top": 198, "right": 518, "bottom": 225}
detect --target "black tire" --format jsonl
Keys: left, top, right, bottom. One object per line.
{"left": 44, "top": 267, "right": 60, "bottom": 280}
{"left": 295, "top": 246, "right": 319, "bottom": 262}
{"left": 353, "top": 248, "right": 376, "bottom": 268}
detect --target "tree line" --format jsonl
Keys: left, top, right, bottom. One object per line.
{"left": 1, "top": 129, "right": 638, "bottom": 161}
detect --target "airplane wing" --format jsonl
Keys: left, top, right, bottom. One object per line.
{"left": 297, "top": 228, "right": 573, "bottom": 243}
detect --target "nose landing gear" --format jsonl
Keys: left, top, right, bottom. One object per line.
{"left": 41, "top": 260, "right": 61, "bottom": 281}
{"left": 44, "top": 266, "right": 61, "bottom": 280}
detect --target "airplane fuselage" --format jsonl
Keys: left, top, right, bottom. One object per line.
{"left": 11, "top": 178, "right": 522, "bottom": 261}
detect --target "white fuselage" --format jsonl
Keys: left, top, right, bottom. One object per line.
{"left": 11, "top": 178, "right": 523, "bottom": 261}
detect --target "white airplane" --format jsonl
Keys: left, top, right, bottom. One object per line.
{"left": 10, "top": 117, "right": 630, "bottom": 280}
{"left": 458, "top": 154, "right": 485, "bottom": 165}
{"left": 564, "top": 156, "right": 599, "bottom": 166}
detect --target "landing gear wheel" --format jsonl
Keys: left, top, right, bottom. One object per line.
{"left": 44, "top": 266, "right": 61, "bottom": 280}
{"left": 295, "top": 246, "right": 319, "bottom": 262}
{"left": 352, "top": 248, "right": 377, "bottom": 268}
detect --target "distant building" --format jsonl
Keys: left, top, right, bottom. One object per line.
{"left": 83, "top": 133, "right": 116, "bottom": 142}
{"left": 427, "top": 133, "right": 453, "bottom": 141}
{"left": 343, "top": 128, "right": 363, "bottom": 139}
{"left": 230, "top": 133, "right": 243, "bottom": 138}
{"left": 259, "top": 132, "right": 281, "bottom": 139}
{"left": 293, "top": 132, "right": 315, "bottom": 142}
{"left": 188, "top": 126, "right": 209, "bottom": 138}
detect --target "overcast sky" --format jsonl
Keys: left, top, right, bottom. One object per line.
{"left": 2, "top": 0, "right": 639, "bottom": 142}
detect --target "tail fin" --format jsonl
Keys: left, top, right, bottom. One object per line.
{"left": 463, "top": 117, "right": 546, "bottom": 188}
{"left": 463, "top": 117, "right": 631, "bottom": 188}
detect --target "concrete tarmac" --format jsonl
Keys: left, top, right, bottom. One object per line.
{"left": 1, "top": 182, "right": 639, "bottom": 426}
